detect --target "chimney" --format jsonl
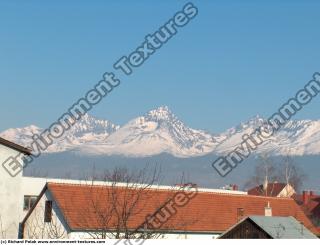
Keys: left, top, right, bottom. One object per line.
{"left": 232, "top": 184, "right": 238, "bottom": 191}
{"left": 302, "top": 191, "right": 310, "bottom": 205}
{"left": 237, "top": 208, "right": 244, "bottom": 221}
{"left": 265, "top": 202, "right": 272, "bottom": 217}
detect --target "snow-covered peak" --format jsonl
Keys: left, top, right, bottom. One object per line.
{"left": 237, "top": 114, "right": 265, "bottom": 129}
{"left": 71, "top": 114, "right": 119, "bottom": 136}
{"left": 223, "top": 115, "right": 266, "bottom": 137}
{"left": 247, "top": 114, "right": 265, "bottom": 125}
{"left": 0, "top": 125, "right": 42, "bottom": 142}
{"left": 146, "top": 106, "right": 175, "bottom": 121}
{"left": 80, "top": 106, "right": 220, "bottom": 157}
{"left": 1, "top": 107, "right": 320, "bottom": 157}
{"left": 0, "top": 114, "right": 120, "bottom": 153}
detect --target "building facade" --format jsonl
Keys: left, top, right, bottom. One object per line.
{"left": 0, "top": 138, "right": 31, "bottom": 238}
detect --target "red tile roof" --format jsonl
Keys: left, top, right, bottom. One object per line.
{"left": 26, "top": 183, "right": 319, "bottom": 235}
{"left": 293, "top": 194, "right": 320, "bottom": 207}
{"left": 293, "top": 193, "right": 320, "bottom": 219}
{"left": 248, "top": 183, "right": 287, "bottom": 197}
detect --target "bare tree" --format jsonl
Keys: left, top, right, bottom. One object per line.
{"left": 244, "top": 154, "right": 306, "bottom": 194}
{"left": 69, "top": 164, "right": 198, "bottom": 239}
{"left": 277, "top": 155, "right": 306, "bottom": 192}
{"left": 244, "top": 154, "right": 278, "bottom": 195}
{"left": 24, "top": 204, "right": 67, "bottom": 239}
{"left": 81, "top": 164, "right": 164, "bottom": 239}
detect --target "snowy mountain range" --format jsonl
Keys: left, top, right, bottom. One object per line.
{"left": 1, "top": 106, "right": 320, "bottom": 157}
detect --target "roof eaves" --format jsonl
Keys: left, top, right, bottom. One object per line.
{"left": 47, "top": 183, "right": 73, "bottom": 232}
{"left": 0, "top": 137, "right": 32, "bottom": 155}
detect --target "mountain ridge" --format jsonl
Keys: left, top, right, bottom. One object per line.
{"left": 1, "top": 106, "right": 320, "bottom": 157}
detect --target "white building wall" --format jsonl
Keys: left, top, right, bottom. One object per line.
{"left": 0, "top": 144, "right": 24, "bottom": 239}
{"left": 21, "top": 177, "right": 48, "bottom": 196}
{"left": 23, "top": 190, "right": 69, "bottom": 239}
{"left": 278, "top": 184, "right": 295, "bottom": 197}
{"left": 21, "top": 177, "right": 54, "bottom": 219}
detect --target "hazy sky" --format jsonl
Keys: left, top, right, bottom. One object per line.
{"left": 1, "top": 0, "right": 320, "bottom": 133}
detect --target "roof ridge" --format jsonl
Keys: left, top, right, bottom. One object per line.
{"left": 47, "top": 182, "right": 294, "bottom": 199}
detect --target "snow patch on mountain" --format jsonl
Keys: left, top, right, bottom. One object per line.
{"left": 78, "top": 106, "right": 221, "bottom": 157}
{"left": 1, "top": 106, "right": 320, "bottom": 157}
{"left": 0, "top": 114, "right": 119, "bottom": 153}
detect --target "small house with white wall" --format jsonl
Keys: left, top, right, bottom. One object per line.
{"left": 20, "top": 182, "right": 319, "bottom": 239}
{"left": 248, "top": 182, "right": 296, "bottom": 198}
{"left": 0, "top": 137, "right": 31, "bottom": 238}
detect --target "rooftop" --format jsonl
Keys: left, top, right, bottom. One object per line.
{"left": 23, "top": 182, "right": 319, "bottom": 235}
{"left": 245, "top": 216, "right": 317, "bottom": 238}
{"left": 248, "top": 183, "right": 288, "bottom": 197}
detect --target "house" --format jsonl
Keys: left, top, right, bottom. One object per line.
{"left": 219, "top": 216, "right": 318, "bottom": 239}
{"left": 248, "top": 182, "right": 295, "bottom": 197}
{"left": 0, "top": 137, "right": 31, "bottom": 238}
{"left": 21, "top": 182, "right": 319, "bottom": 239}
{"left": 0, "top": 137, "right": 68, "bottom": 238}
{"left": 248, "top": 181, "right": 320, "bottom": 228}
{"left": 293, "top": 190, "right": 320, "bottom": 227}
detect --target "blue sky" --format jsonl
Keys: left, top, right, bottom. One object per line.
{"left": 1, "top": 0, "right": 320, "bottom": 133}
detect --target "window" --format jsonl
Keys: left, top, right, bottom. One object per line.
{"left": 23, "top": 196, "right": 38, "bottom": 211}
{"left": 44, "top": 200, "right": 53, "bottom": 223}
